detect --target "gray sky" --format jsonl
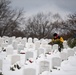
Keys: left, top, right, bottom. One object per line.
{"left": 11, "top": 0, "right": 76, "bottom": 18}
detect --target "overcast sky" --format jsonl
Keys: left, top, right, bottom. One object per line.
{"left": 11, "top": 0, "right": 76, "bottom": 18}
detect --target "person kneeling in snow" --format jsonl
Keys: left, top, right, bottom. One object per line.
{"left": 49, "top": 33, "right": 64, "bottom": 52}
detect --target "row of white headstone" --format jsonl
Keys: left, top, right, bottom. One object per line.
{"left": 23, "top": 47, "right": 76, "bottom": 75}
{"left": 0, "top": 36, "right": 68, "bottom": 53}
{"left": 0, "top": 36, "right": 76, "bottom": 75}
{"left": 0, "top": 36, "right": 51, "bottom": 45}
{"left": 0, "top": 47, "right": 76, "bottom": 75}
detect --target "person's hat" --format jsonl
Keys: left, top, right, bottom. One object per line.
{"left": 53, "top": 33, "right": 58, "bottom": 36}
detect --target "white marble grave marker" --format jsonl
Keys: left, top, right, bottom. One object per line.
{"left": 17, "top": 43, "right": 24, "bottom": 53}
{"left": 6, "top": 45, "right": 13, "bottom": 55}
{"left": 34, "top": 41, "right": 40, "bottom": 50}
{"left": 60, "top": 51, "right": 68, "bottom": 61}
{"left": 39, "top": 61, "right": 50, "bottom": 74}
{"left": 11, "top": 54, "right": 20, "bottom": 65}
{"left": 25, "top": 51, "right": 33, "bottom": 61}
{"left": 51, "top": 57, "right": 61, "bottom": 68}
{"left": 23, "top": 68, "right": 36, "bottom": 75}
{"left": 12, "top": 40, "right": 18, "bottom": 49}
{"left": 37, "top": 48, "right": 45, "bottom": 57}
{"left": 0, "top": 59, "right": 3, "bottom": 71}
{"left": 28, "top": 38, "right": 32, "bottom": 43}
{"left": 52, "top": 44, "right": 58, "bottom": 52}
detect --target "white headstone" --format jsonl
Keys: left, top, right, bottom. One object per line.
{"left": 11, "top": 36, "right": 16, "bottom": 40}
{"left": 6, "top": 45, "right": 13, "bottom": 55}
{"left": 23, "top": 68, "right": 36, "bottom": 75}
{"left": 40, "top": 40, "right": 48, "bottom": 47}
{"left": 1, "top": 42, "right": 8, "bottom": 48}
{"left": 28, "top": 38, "right": 32, "bottom": 43}
{"left": 16, "top": 37, "right": 22, "bottom": 43}
{"left": 40, "top": 39, "right": 45, "bottom": 44}
{"left": 17, "top": 43, "right": 24, "bottom": 53}
{"left": 63, "top": 41, "right": 68, "bottom": 49}
{"left": 23, "top": 38, "right": 27, "bottom": 42}
{"left": 0, "top": 59, "right": 3, "bottom": 71}
{"left": 39, "top": 61, "right": 50, "bottom": 74}
{"left": 11, "top": 54, "right": 20, "bottom": 65}
{"left": 0, "top": 47, "right": 2, "bottom": 52}
{"left": 21, "top": 39, "right": 26, "bottom": 47}
{"left": 26, "top": 43, "right": 34, "bottom": 49}
{"left": 25, "top": 51, "right": 34, "bottom": 61}
{"left": 0, "top": 38, "right": 4, "bottom": 46}
{"left": 4, "top": 36, "right": 9, "bottom": 43}
{"left": 37, "top": 48, "right": 45, "bottom": 57}
{"left": 51, "top": 57, "right": 61, "bottom": 68}
{"left": 60, "top": 51, "right": 68, "bottom": 60}
{"left": 52, "top": 44, "right": 58, "bottom": 52}
{"left": 8, "top": 37, "right": 13, "bottom": 44}
{"left": 73, "top": 47, "right": 76, "bottom": 53}
{"left": 45, "top": 45, "right": 52, "bottom": 53}
{"left": 33, "top": 38, "right": 38, "bottom": 43}
{"left": 12, "top": 40, "right": 18, "bottom": 49}
{"left": 34, "top": 41, "right": 40, "bottom": 50}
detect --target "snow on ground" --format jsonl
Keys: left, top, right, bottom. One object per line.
{"left": 1, "top": 54, "right": 76, "bottom": 75}
{"left": 0, "top": 37, "right": 76, "bottom": 75}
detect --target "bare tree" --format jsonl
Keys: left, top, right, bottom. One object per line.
{"left": 24, "top": 13, "right": 65, "bottom": 39}
{"left": 61, "top": 13, "right": 76, "bottom": 36}
{"left": 0, "top": 0, "right": 25, "bottom": 36}
{"left": 67, "top": 13, "right": 76, "bottom": 34}
{"left": 24, "top": 12, "right": 53, "bottom": 39}
{"left": 52, "top": 13, "right": 63, "bottom": 22}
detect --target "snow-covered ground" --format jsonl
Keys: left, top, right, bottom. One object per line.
{"left": 0, "top": 36, "right": 76, "bottom": 75}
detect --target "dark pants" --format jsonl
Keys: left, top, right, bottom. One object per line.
{"left": 58, "top": 47, "right": 61, "bottom": 52}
